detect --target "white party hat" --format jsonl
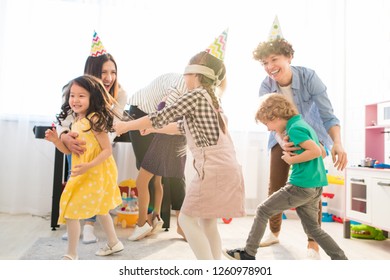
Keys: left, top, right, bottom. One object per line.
{"left": 268, "top": 16, "right": 283, "bottom": 41}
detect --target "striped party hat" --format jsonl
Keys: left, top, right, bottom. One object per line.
{"left": 205, "top": 28, "right": 228, "bottom": 61}
{"left": 268, "top": 16, "right": 283, "bottom": 41}
{"left": 90, "top": 31, "right": 107, "bottom": 57}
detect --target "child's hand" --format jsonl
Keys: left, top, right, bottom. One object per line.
{"left": 281, "top": 150, "right": 294, "bottom": 165}
{"left": 71, "top": 163, "right": 89, "bottom": 177}
{"left": 282, "top": 136, "right": 301, "bottom": 153}
{"left": 45, "top": 128, "right": 59, "bottom": 143}
{"left": 320, "top": 143, "right": 327, "bottom": 159}
{"left": 140, "top": 128, "right": 153, "bottom": 136}
{"left": 113, "top": 121, "right": 128, "bottom": 136}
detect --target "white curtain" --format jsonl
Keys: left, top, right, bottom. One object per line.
{"left": 0, "top": 115, "right": 55, "bottom": 215}
{"left": 2, "top": 0, "right": 389, "bottom": 215}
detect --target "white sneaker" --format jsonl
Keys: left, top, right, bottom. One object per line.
{"left": 128, "top": 223, "right": 153, "bottom": 241}
{"left": 62, "top": 231, "right": 84, "bottom": 241}
{"left": 259, "top": 233, "right": 279, "bottom": 247}
{"left": 95, "top": 241, "right": 124, "bottom": 256}
{"left": 151, "top": 216, "right": 164, "bottom": 234}
{"left": 61, "top": 232, "right": 68, "bottom": 241}
{"left": 82, "top": 224, "right": 98, "bottom": 244}
{"left": 306, "top": 248, "right": 321, "bottom": 260}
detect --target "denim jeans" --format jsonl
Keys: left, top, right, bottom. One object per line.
{"left": 268, "top": 144, "right": 322, "bottom": 241}
{"left": 245, "top": 184, "right": 347, "bottom": 260}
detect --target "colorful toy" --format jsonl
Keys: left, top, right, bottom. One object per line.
{"left": 322, "top": 192, "right": 335, "bottom": 222}
{"left": 113, "top": 178, "right": 139, "bottom": 228}
{"left": 351, "top": 224, "right": 387, "bottom": 240}
{"left": 222, "top": 218, "right": 232, "bottom": 224}
{"left": 114, "top": 191, "right": 139, "bottom": 228}
{"left": 322, "top": 192, "right": 335, "bottom": 199}
{"left": 374, "top": 163, "right": 390, "bottom": 169}
{"left": 322, "top": 213, "right": 333, "bottom": 222}
{"left": 326, "top": 175, "right": 344, "bottom": 185}
{"left": 118, "top": 178, "right": 137, "bottom": 196}
{"left": 119, "top": 178, "right": 136, "bottom": 188}
{"left": 332, "top": 215, "right": 343, "bottom": 223}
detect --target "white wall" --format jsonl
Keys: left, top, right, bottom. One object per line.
{"left": 344, "top": 0, "right": 390, "bottom": 166}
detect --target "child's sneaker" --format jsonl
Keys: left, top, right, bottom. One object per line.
{"left": 128, "top": 223, "right": 153, "bottom": 241}
{"left": 306, "top": 248, "right": 321, "bottom": 260}
{"left": 259, "top": 232, "right": 279, "bottom": 247}
{"left": 223, "top": 248, "right": 255, "bottom": 260}
{"left": 151, "top": 216, "right": 164, "bottom": 234}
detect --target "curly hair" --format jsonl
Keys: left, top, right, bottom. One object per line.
{"left": 253, "top": 38, "right": 294, "bottom": 61}
{"left": 58, "top": 75, "right": 115, "bottom": 133}
{"left": 255, "top": 93, "right": 298, "bottom": 124}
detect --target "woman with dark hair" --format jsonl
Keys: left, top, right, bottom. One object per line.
{"left": 57, "top": 33, "right": 127, "bottom": 244}
{"left": 83, "top": 53, "right": 126, "bottom": 107}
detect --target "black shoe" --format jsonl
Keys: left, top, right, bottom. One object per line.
{"left": 223, "top": 248, "right": 255, "bottom": 260}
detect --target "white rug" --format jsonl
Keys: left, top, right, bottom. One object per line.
{"left": 20, "top": 217, "right": 308, "bottom": 260}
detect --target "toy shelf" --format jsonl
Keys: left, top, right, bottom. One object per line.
{"left": 365, "top": 102, "right": 390, "bottom": 163}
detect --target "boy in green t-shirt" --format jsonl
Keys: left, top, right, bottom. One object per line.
{"left": 223, "top": 93, "right": 347, "bottom": 260}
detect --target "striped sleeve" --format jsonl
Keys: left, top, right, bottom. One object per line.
{"left": 128, "top": 73, "right": 186, "bottom": 113}
{"left": 166, "top": 75, "right": 187, "bottom": 106}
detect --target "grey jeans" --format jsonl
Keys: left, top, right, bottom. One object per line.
{"left": 245, "top": 184, "right": 348, "bottom": 260}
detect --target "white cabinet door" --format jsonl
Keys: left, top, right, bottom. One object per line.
{"left": 372, "top": 177, "right": 390, "bottom": 231}
{"left": 345, "top": 169, "right": 371, "bottom": 223}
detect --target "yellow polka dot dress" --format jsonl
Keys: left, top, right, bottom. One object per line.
{"left": 58, "top": 117, "right": 121, "bottom": 224}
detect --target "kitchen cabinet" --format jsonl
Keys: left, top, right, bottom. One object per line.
{"left": 344, "top": 167, "right": 390, "bottom": 238}
{"left": 371, "top": 177, "right": 390, "bottom": 230}
{"left": 345, "top": 168, "right": 371, "bottom": 223}
{"left": 365, "top": 102, "right": 390, "bottom": 164}
{"left": 343, "top": 102, "right": 390, "bottom": 238}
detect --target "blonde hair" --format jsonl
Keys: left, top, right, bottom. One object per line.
{"left": 255, "top": 93, "right": 298, "bottom": 124}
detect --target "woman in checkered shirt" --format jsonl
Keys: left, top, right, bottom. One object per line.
{"left": 114, "top": 51, "right": 245, "bottom": 259}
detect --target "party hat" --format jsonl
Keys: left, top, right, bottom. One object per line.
{"left": 90, "top": 31, "right": 107, "bottom": 57}
{"left": 205, "top": 28, "right": 228, "bottom": 61}
{"left": 268, "top": 16, "right": 283, "bottom": 41}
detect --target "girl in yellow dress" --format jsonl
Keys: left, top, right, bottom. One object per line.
{"left": 45, "top": 75, "right": 123, "bottom": 260}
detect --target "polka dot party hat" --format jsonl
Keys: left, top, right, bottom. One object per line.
{"left": 90, "top": 31, "right": 107, "bottom": 57}
{"left": 268, "top": 16, "right": 284, "bottom": 41}
{"left": 205, "top": 28, "right": 228, "bottom": 61}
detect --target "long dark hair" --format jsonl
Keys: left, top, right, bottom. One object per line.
{"left": 83, "top": 53, "right": 119, "bottom": 99}
{"left": 58, "top": 75, "right": 114, "bottom": 133}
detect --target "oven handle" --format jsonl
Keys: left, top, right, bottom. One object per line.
{"left": 351, "top": 178, "right": 365, "bottom": 183}
{"left": 377, "top": 181, "right": 390, "bottom": 187}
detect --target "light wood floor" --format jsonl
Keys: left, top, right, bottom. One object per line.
{"left": 1, "top": 212, "right": 390, "bottom": 260}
